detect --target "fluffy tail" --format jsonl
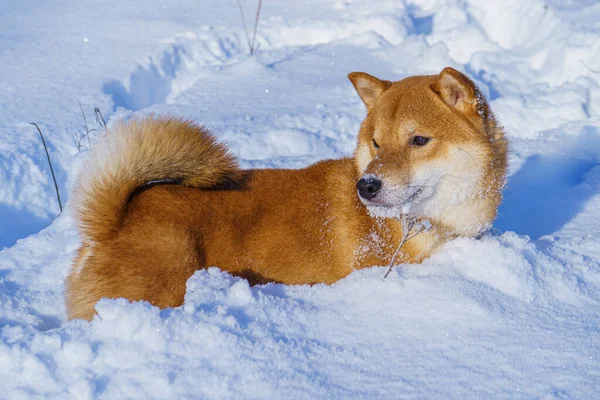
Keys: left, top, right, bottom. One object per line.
{"left": 72, "top": 115, "right": 242, "bottom": 242}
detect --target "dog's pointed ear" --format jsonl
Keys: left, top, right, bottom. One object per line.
{"left": 434, "top": 67, "right": 480, "bottom": 116}
{"left": 348, "top": 72, "right": 392, "bottom": 109}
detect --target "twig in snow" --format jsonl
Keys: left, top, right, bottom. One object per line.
{"left": 581, "top": 60, "right": 600, "bottom": 74}
{"left": 74, "top": 104, "right": 106, "bottom": 151}
{"left": 383, "top": 215, "right": 431, "bottom": 279}
{"left": 31, "top": 123, "right": 63, "bottom": 215}
{"left": 94, "top": 107, "right": 106, "bottom": 129}
{"left": 77, "top": 100, "right": 92, "bottom": 149}
{"left": 236, "top": 0, "right": 253, "bottom": 54}
{"left": 250, "top": 0, "right": 263, "bottom": 55}
{"left": 236, "top": 0, "right": 263, "bottom": 55}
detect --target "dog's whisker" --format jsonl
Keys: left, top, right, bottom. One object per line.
{"left": 456, "top": 146, "right": 476, "bottom": 165}
{"left": 443, "top": 174, "right": 472, "bottom": 184}
{"left": 441, "top": 176, "right": 460, "bottom": 186}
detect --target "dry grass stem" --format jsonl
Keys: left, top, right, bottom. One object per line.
{"left": 383, "top": 215, "right": 431, "bottom": 279}
{"left": 31, "top": 123, "right": 63, "bottom": 214}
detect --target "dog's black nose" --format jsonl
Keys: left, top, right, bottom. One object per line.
{"left": 357, "top": 177, "right": 382, "bottom": 200}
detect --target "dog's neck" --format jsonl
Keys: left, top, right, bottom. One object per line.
{"left": 379, "top": 194, "right": 498, "bottom": 263}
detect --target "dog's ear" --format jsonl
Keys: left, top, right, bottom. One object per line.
{"left": 348, "top": 72, "right": 392, "bottom": 109}
{"left": 434, "top": 67, "right": 481, "bottom": 116}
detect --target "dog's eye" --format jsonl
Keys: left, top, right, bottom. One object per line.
{"left": 412, "top": 136, "right": 430, "bottom": 146}
{"left": 372, "top": 139, "right": 379, "bottom": 149}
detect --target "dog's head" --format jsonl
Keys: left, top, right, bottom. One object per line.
{"left": 349, "top": 67, "right": 507, "bottom": 235}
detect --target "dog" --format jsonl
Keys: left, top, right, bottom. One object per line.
{"left": 66, "top": 67, "right": 507, "bottom": 320}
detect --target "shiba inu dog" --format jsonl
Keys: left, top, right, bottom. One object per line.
{"left": 66, "top": 67, "right": 507, "bottom": 320}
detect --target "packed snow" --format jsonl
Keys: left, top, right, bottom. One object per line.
{"left": 1, "top": 0, "right": 600, "bottom": 398}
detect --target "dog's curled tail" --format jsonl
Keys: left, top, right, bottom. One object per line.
{"left": 72, "top": 115, "right": 242, "bottom": 243}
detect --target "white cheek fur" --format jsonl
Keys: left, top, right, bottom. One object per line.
{"left": 410, "top": 145, "right": 486, "bottom": 218}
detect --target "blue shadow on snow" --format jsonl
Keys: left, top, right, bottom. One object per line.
{"left": 0, "top": 204, "right": 51, "bottom": 250}
{"left": 495, "top": 127, "right": 600, "bottom": 239}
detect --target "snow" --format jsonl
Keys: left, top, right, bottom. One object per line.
{"left": 1, "top": 0, "right": 600, "bottom": 398}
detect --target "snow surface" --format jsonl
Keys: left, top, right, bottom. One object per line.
{"left": 1, "top": 0, "right": 600, "bottom": 398}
